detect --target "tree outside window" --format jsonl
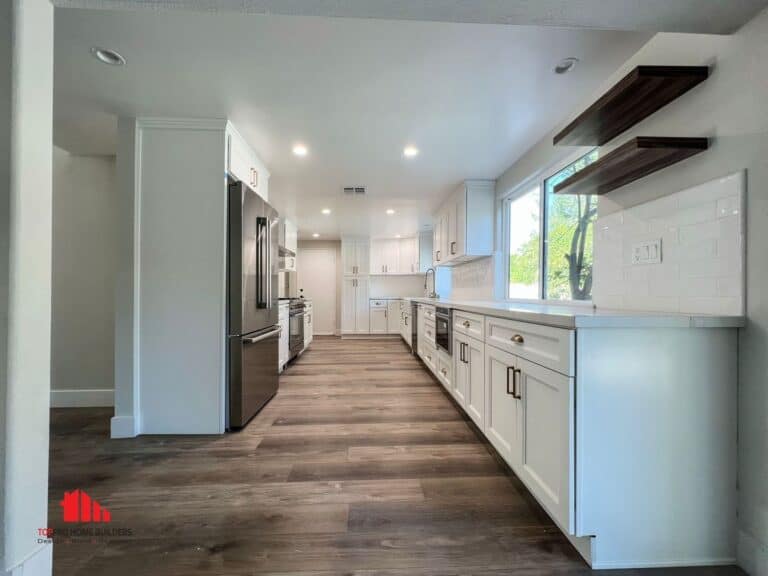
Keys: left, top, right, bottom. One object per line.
{"left": 507, "top": 150, "right": 599, "bottom": 301}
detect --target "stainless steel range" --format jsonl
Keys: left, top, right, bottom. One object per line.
{"left": 288, "top": 298, "right": 306, "bottom": 360}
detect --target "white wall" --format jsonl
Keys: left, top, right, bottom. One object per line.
{"left": 494, "top": 12, "right": 768, "bottom": 574}
{"left": 1, "top": 0, "right": 54, "bottom": 574}
{"left": 51, "top": 148, "right": 117, "bottom": 407}
{"left": 369, "top": 275, "right": 424, "bottom": 299}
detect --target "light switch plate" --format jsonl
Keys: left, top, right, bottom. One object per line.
{"left": 631, "top": 239, "right": 662, "bottom": 265}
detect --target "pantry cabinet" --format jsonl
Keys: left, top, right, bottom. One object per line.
{"left": 432, "top": 180, "right": 495, "bottom": 266}
{"left": 341, "top": 276, "right": 369, "bottom": 334}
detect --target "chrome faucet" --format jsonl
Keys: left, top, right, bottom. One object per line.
{"left": 424, "top": 268, "right": 438, "bottom": 299}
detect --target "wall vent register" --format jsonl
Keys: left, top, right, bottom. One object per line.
{"left": 343, "top": 186, "right": 367, "bottom": 195}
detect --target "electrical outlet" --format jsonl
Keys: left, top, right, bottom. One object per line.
{"left": 631, "top": 239, "right": 662, "bottom": 265}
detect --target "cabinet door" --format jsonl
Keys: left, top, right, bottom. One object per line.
{"left": 451, "top": 186, "right": 467, "bottom": 259}
{"left": 342, "top": 242, "right": 358, "bottom": 275}
{"left": 370, "top": 307, "right": 387, "bottom": 334}
{"left": 433, "top": 214, "right": 443, "bottom": 266}
{"left": 387, "top": 300, "right": 400, "bottom": 333}
{"left": 341, "top": 278, "right": 357, "bottom": 331}
{"left": 453, "top": 334, "right": 468, "bottom": 406}
{"left": 356, "top": 241, "right": 370, "bottom": 276}
{"left": 369, "top": 240, "right": 384, "bottom": 274}
{"left": 517, "top": 356, "right": 575, "bottom": 533}
{"left": 445, "top": 198, "right": 457, "bottom": 263}
{"left": 355, "top": 277, "right": 370, "bottom": 333}
{"left": 419, "top": 231, "right": 433, "bottom": 273}
{"left": 484, "top": 345, "right": 521, "bottom": 470}
{"left": 465, "top": 336, "right": 485, "bottom": 429}
{"left": 384, "top": 239, "right": 399, "bottom": 274}
{"left": 437, "top": 349, "right": 452, "bottom": 391}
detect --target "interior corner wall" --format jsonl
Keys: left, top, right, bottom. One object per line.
{"left": 51, "top": 148, "right": 117, "bottom": 407}
{"left": 493, "top": 11, "right": 768, "bottom": 574}
{"left": 1, "top": 0, "right": 54, "bottom": 574}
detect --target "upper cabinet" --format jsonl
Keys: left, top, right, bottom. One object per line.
{"left": 419, "top": 230, "right": 433, "bottom": 273}
{"left": 226, "top": 124, "right": 270, "bottom": 202}
{"left": 342, "top": 238, "right": 370, "bottom": 276}
{"left": 433, "top": 180, "right": 495, "bottom": 267}
{"left": 370, "top": 236, "right": 421, "bottom": 275}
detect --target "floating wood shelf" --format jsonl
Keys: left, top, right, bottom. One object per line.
{"left": 554, "top": 137, "right": 709, "bottom": 196}
{"left": 553, "top": 66, "right": 709, "bottom": 146}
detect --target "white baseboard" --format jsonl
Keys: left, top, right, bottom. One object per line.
{"left": 110, "top": 415, "right": 138, "bottom": 438}
{"left": 50, "top": 388, "right": 114, "bottom": 407}
{"left": 6, "top": 543, "right": 52, "bottom": 576}
{"left": 739, "top": 529, "right": 768, "bottom": 576}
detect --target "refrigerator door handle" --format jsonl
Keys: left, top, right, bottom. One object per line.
{"left": 244, "top": 327, "right": 281, "bottom": 344}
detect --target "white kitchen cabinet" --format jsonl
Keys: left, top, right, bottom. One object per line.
{"left": 342, "top": 276, "right": 370, "bottom": 334}
{"left": 227, "top": 125, "right": 269, "bottom": 201}
{"left": 369, "top": 300, "right": 388, "bottom": 334}
{"left": 370, "top": 239, "right": 398, "bottom": 274}
{"left": 484, "top": 344, "right": 522, "bottom": 470}
{"left": 303, "top": 301, "right": 314, "bottom": 349}
{"left": 419, "top": 231, "right": 433, "bottom": 273}
{"left": 517, "top": 356, "right": 574, "bottom": 533}
{"left": 283, "top": 220, "right": 298, "bottom": 254}
{"left": 437, "top": 349, "right": 452, "bottom": 390}
{"left": 278, "top": 303, "right": 290, "bottom": 372}
{"left": 432, "top": 209, "right": 448, "bottom": 266}
{"left": 454, "top": 333, "right": 485, "bottom": 428}
{"left": 342, "top": 239, "right": 369, "bottom": 276}
{"left": 433, "top": 180, "right": 495, "bottom": 266}
{"left": 398, "top": 237, "right": 419, "bottom": 274}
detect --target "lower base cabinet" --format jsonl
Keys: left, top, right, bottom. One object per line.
{"left": 516, "top": 356, "right": 574, "bottom": 533}
{"left": 437, "top": 349, "right": 452, "bottom": 390}
{"left": 454, "top": 333, "right": 485, "bottom": 429}
{"left": 484, "top": 344, "right": 522, "bottom": 470}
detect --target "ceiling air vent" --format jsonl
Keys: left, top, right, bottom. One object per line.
{"left": 343, "top": 186, "right": 366, "bottom": 195}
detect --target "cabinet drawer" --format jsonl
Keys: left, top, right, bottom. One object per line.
{"left": 370, "top": 299, "right": 387, "bottom": 308}
{"left": 485, "top": 316, "right": 574, "bottom": 376}
{"left": 437, "top": 349, "right": 452, "bottom": 390}
{"left": 453, "top": 310, "right": 484, "bottom": 340}
{"left": 423, "top": 320, "right": 436, "bottom": 346}
{"left": 421, "top": 340, "right": 437, "bottom": 374}
{"left": 422, "top": 305, "right": 436, "bottom": 322}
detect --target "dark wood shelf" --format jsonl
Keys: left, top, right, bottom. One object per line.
{"left": 553, "top": 66, "right": 709, "bottom": 146}
{"left": 554, "top": 137, "right": 709, "bottom": 196}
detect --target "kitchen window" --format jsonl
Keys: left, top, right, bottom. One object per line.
{"left": 505, "top": 149, "right": 599, "bottom": 301}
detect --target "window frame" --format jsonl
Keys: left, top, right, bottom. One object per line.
{"left": 502, "top": 148, "right": 597, "bottom": 305}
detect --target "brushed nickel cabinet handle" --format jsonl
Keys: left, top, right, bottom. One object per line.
{"left": 450, "top": 241, "right": 456, "bottom": 255}
{"left": 511, "top": 334, "right": 524, "bottom": 344}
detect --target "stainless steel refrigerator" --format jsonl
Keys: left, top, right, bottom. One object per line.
{"left": 227, "top": 180, "right": 280, "bottom": 429}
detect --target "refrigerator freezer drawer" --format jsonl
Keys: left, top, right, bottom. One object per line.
{"left": 228, "top": 325, "right": 280, "bottom": 429}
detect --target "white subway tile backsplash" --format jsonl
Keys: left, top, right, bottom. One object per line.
{"left": 593, "top": 171, "right": 745, "bottom": 316}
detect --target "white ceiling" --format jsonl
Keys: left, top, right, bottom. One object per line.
{"left": 54, "top": 9, "right": 652, "bottom": 238}
{"left": 55, "top": 0, "right": 768, "bottom": 34}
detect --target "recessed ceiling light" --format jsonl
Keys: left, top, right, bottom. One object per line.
{"left": 403, "top": 145, "right": 419, "bottom": 158}
{"left": 292, "top": 143, "right": 308, "bottom": 157}
{"left": 312, "top": 233, "right": 320, "bottom": 238}
{"left": 386, "top": 209, "right": 395, "bottom": 215}
{"left": 395, "top": 234, "right": 401, "bottom": 238}
{"left": 321, "top": 208, "right": 331, "bottom": 215}
{"left": 554, "top": 57, "right": 579, "bottom": 75}
{"left": 90, "top": 47, "right": 125, "bottom": 66}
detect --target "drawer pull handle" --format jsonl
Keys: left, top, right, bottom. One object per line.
{"left": 511, "top": 334, "right": 524, "bottom": 344}
{"left": 463, "top": 320, "right": 470, "bottom": 328}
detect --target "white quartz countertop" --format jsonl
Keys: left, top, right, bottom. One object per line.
{"left": 403, "top": 297, "right": 745, "bottom": 329}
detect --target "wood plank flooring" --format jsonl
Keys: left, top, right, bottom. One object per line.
{"left": 49, "top": 337, "right": 745, "bottom": 575}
